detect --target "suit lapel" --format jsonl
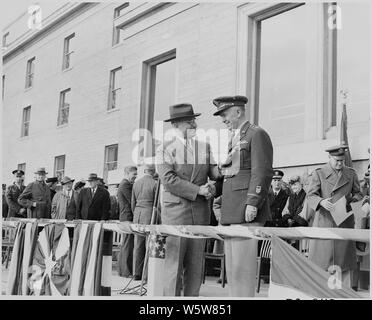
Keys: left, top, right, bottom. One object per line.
{"left": 191, "top": 139, "right": 200, "bottom": 182}
{"left": 90, "top": 187, "right": 99, "bottom": 206}
{"left": 332, "top": 167, "right": 350, "bottom": 193}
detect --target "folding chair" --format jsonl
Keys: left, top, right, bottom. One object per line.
{"left": 256, "top": 239, "right": 271, "bottom": 293}
{"left": 202, "top": 239, "right": 226, "bottom": 288}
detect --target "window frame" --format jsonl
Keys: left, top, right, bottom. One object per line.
{"left": 62, "top": 33, "right": 75, "bottom": 70}
{"left": 25, "top": 57, "right": 35, "bottom": 89}
{"left": 112, "top": 3, "right": 129, "bottom": 45}
{"left": 17, "top": 163, "right": 26, "bottom": 175}
{"left": 2, "top": 32, "right": 9, "bottom": 48}
{"left": 108, "top": 67, "right": 122, "bottom": 110}
{"left": 103, "top": 144, "right": 119, "bottom": 181}
{"left": 54, "top": 155, "right": 66, "bottom": 181}
{"left": 21, "top": 106, "right": 31, "bottom": 137}
{"left": 57, "top": 88, "right": 71, "bottom": 126}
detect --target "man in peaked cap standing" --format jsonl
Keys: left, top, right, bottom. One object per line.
{"left": 265, "top": 169, "right": 289, "bottom": 227}
{"left": 156, "top": 103, "right": 221, "bottom": 296}
{"left": 18, "top": 167, "right": 52, "bottom": 219}
{"left": 6, "top": 170, "right": 27, "bottom": 218}
{"left": 212, "top": 95, "right": 273, "bottom": 297}
{"left": 307, "top": 145, "right": 363, "bottom": 288}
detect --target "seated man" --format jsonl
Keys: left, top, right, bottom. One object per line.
{"left": 282, "top": 175, "right": 308, "bottom": 228}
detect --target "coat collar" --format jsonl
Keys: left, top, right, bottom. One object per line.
{"left": 231, "top": 120, "right": 251, "bottom": 149}
{"left": 323, "top": 163, "right": 351, "bottom": 193}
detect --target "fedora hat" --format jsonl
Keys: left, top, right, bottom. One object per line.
{"left": 74, "top": 180, "right": 86, "bottom": 190}
{"left": 61, "top": 176, "right": 75, "bottom": 185}
{"left": 87, "top": 173, "right": 98, "bottom": 181}
{"left": 164, "top": 103, "right": 201, "bottom": 122}
{"left": 34, "top": 167, "right": 48, "bottom": 174}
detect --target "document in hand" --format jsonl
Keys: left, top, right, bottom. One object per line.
{"left": 330, "top": 196, "right": 353, "bottom": 226}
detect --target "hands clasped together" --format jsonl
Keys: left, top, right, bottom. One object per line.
{"left": 198, "top": 182, "right": 216, "bottom": 200}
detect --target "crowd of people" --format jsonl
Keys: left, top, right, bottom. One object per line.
{"left": 1, "top": 95, "right": 370, "bottom": 297}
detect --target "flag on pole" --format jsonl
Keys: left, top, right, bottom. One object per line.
{"left": 146, "top": 233, "right": 166, "bottom": 296}
{"left": 268, "top": 236, "right": 362, "bottom": 299}
{"left": 340, "top": 102, "right": 352, "bottom": 167}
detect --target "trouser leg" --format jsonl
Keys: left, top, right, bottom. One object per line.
{"left": 183, "top": 238, "right": 206, "bottom": 296}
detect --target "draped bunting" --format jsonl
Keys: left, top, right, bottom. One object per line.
{"left": 3, "top": 218, "right": 369, "bottom": 297}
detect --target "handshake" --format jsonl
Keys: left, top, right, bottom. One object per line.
{"left": 198, "top": 182, "right": 216, "bottom": 200}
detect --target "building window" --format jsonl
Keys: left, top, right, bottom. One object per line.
{"left": 57, "top": 89, "right": 71, "bottom": 126}
{"left": 112, "top": 3, "right": 129, "bottom": 45}
{"left": 2, "top": 75, "right": 4, "bottom": 100}
{"left": 104, "top": 144, "right": 118, "bottom": 181}
{"left": 108, "top": 67, "right": 122, "bottom": 110}
{"left": 17, "top": 163, "right": 26, "bottom": 174}
{"left": 25, "top": 57, "right": 35, "bottom": 89}
{"left": 21, "top": 106, "right": 31, "bottom": 137}
{"left": 62, "top": 33, "right": 75, "bottom": 70}
{"left": 2, "top": 32, "right": 9, "bottom": 48}
{"left": 140, "top": 50, "right": 176, "bottom": 158}
{"left": 54, "top": 155, "right": 65, "bottom": 181}
{"left": 335, "top": 3, "right": 370, "bottom": 126}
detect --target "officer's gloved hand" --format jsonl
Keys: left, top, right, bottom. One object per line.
{"left": 245, "top": 205, "right": 257, "bottom": 222}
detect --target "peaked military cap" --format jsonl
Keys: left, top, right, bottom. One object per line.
{"left": 272, "top": 169, "right": 284, "bottom": 179}
{"left": 325, "top": 145, "right": 348, "bottom": 157}
{"left": 212, "top": 95, "right": 248, "bottom": 116}
{"left": 12, "top": 169, "right": 25, "bottom": 176}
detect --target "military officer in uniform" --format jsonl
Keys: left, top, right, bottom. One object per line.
{"left": 307, "top": 145, "right": 363, "bottom": 287}
{"left": 265, "top": 170, "right": 288, "bottom": 227}
{"left": 212, "top": 95, "right": 273, "bottom": 297}
{"left": 6, "top": 170, "right": 27, "bottom": 218}
{"left": 156, "top": 103, "right": 221, "bottom": 296}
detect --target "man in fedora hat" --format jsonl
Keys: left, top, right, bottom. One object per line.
{"left": 18, "top": 167, "right": 52, "bottom": 219}
{"left": 307, "top": 145, "right": 363, "bottom": 287}
{"left": 51, "top": 176, "right": 76, "bottom": 220}
{"left": 6, "top": 169, "right": 27, "bottom": 218}
{"left": 46, "top": 177, "right": 59, "bottom": 202}
{"left": 76, "top": 173, "right": 111, "bottom": 221}
{"left": 155, "top": 103, "right": 221, "bottom": 296}
{"left": 212, "top": 95, "right": 273, "bottom": 297}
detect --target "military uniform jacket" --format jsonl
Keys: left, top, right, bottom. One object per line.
{"left": 220, "top": 121, "right": 273, "bottom": 225}
{"left": 155, "top": 136, "right": 220, "bottom": 226}
{"left": 6, "top": 183, "right": 26, "bottom": 217}
{"left": 307, "top": 163, "right": 362, "bottom": 271}
{"left": 18, "top": 181, "right": 52, "bottom": 219}
{"left": 269, "top": 188, "right": 289, "bottom": 221}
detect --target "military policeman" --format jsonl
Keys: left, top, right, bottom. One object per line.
{"left": 6, "top": 170, "right": 27, "bottom": 218}
{"left": 212, "top": 95, "right": 273, "bottom": 296}
{"left": 307, "top": 145, "right": 363, "bottom": 287}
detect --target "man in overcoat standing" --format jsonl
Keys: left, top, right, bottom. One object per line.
{"left": 212, "top": 95, "right": 273, "bottom": 297}
{"left": 76, "top": 173, "right": 111, "bottom": 220}
{"left": 6, "top": 170, "right": 27, "bottom": 218}
{"left": 117, "top": 166, "right": 138, "bottom": 277}
{"left": 156, "top": 103, "right": 220, "bottom": 296}
{"left": 18, "top": 167, "right": 52, "bottom": 219}
{"left": 307, "top": 145, "right": 362, "bottom": 287}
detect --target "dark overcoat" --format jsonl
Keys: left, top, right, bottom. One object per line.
{"left": 18, "top": 181, "right": 51, "bottom": 219}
